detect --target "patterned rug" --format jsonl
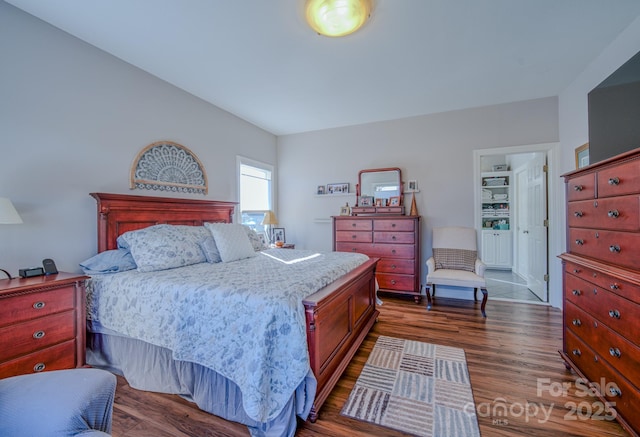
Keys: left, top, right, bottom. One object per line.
{"left": 341, "top": 336, "right": 480, "bottom": 436}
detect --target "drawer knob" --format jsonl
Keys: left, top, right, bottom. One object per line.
{"left": 610, "top": 283, "right": 619, "bottom": 290}
{"left": 575, "top": 239, "right": 584, "bottom": 246}
{"left": 392, "top": 235, "right": 397, "bottom": 240}
{"left": 609, "top": 347, "right": 621, "bottom": 358}
{"left": 573, "top": 268, "right": 581, "bottom": 274}
{"left": 351, "top": 234, "right": 357, "bottom": 239}
{"left": 573, "top": 211, "right": 583, "bottom": 217}
{"left": 351, "top": 223, "right": 356, "bottom": 227}
{"left": 391, "top": 249, "right": 396, "bottom": 254}
{"left": 572, "top": 289, "right": 581, "bottom": 296}
{"left": 608, "top": 386, "right": 622, "bottom": 397}
{"left": 391, "top": 280, "right": 397, "bottom": 285}
{"left": 572, "top": 349, "right": 581, "bottom": 357}
{"left": 33, "top": 301, "right": 46, "bottom": 310}
{"left": 608, "top": 309, "right": 621, "bottom": 319}
{"left": 351, "top": 248, "right": 356, "bottom": 252}
{"left": 33, "top": 363, "right": 46, "bottom": 372}
{"left": 392, "top": 223, "right": 396, "bottom": 227}
{"left": 609, "top": 245, "right": 621, "bottom": 253}
{"left": 607, "top": 210, "right": 619, "bottom": 218}
{"left": 608, "top": 177, "right": 620, "bottom": 186}
{"left": 32, "top": 330, "right": 45, "bottom": 339}
{"left": 573, "top": 185, "right": 583, "bottom": 191}
{"left": 391, "top": 264, "right": 397, "bottom": 269}
{"left": 572, "top": 319, "right": 581, "bottom": 326}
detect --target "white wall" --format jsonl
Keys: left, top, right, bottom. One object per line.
{"left": 0, "top": 2, "right": 276, "bottom": 275}
{"left": 278, "top": 97, "right": 559, "bottom": 301}
{"left": 556, "top": 16, "right": 640, "bottom": 307}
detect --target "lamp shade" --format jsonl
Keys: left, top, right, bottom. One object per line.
{"left": 0, "top": 197, "right": 23, "bottom": 224}
{"left": 305, "top": 0, "right": 372, "bottom": 37}
{"left": 261, "top": 210, "right": 278, "bottom": 226}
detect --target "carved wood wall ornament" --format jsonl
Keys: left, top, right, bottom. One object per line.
{"left": 130, "top": 141, "right": 208, "bottom": 194}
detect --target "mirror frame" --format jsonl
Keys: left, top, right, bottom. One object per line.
{"left": 356, "top": 167, "right": 403, "bottom": 206}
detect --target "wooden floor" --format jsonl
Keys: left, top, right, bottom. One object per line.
{"left": 111, "top": 296, "right": 631, "bottom": 436}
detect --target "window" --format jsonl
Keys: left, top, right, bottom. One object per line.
{"left": 237, "top": 156, "right": 274, "bottom": 235}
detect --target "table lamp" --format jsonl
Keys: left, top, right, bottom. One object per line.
{"left": 0, "top": 197, "right": 23, "bottom": 279}
{"left": 261, "top": 210, "right": 278, "bottom": 244}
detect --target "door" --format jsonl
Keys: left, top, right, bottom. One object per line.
{"left": 515, "top": 167, "right": 529, "bottom": 279}
{"left": 526, "top": 153, "right": 548, "bottom": 301}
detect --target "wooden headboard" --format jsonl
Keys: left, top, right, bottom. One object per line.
{"left": 91, "top": 193, "right": 237, "bottom": 252}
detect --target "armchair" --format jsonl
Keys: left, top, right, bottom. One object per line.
{"left": 0, "top": 368, "right": 116, "bottom": 436}
{"left": 425, "top": 226, "right": 488, "bottom": 317}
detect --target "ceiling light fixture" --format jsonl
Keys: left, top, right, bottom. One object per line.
{"left": 305, "top": 0, "right": 373, "bottom": 37}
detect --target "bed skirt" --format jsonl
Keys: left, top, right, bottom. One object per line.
{"left": 86, "top": 331, "right": 317, "bottom": 437}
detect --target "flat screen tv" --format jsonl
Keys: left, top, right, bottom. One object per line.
{"left": 588, "top": 50, "right": 640, "bottom": 164}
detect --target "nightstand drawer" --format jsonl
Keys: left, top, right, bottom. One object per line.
{"left": 0, "top": 340, "right": 77, "bottom": 379}
{"left": 0, "top": 286, "right": 75, "bottom": 327}
{"left": 0, "top": 310, "right": 76, "bottom": 361}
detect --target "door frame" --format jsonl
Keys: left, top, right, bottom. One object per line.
{"left": 473, "top": 142, "right": 561, "bottom": 304}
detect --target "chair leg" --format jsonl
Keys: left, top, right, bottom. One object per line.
{"left": 426, "top": 283, "right": 433, "bottom": 311}
{"left": 432, "top": 283, "right": 436, "bottom": 297}
{"left": 473, "top": 288, "right": 478, "bottom": 301}
{"left": 480, "top": 287, "right": 488, "bottom": 318}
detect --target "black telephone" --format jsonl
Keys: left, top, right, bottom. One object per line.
{"left": 42, "top": 258, "right": 58, "bottom": 275}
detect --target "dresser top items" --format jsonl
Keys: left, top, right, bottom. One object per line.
{"left": 353, "top": 167, "right": 406, "bottom": 216}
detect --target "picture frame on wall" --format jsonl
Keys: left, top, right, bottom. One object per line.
{"left": 575, "top": 143, "right": 590, "bottom": 169}
{"left": 317, "top": 185, "right": 325, "bottom": 195}
{"left": 326, "top": 183, "right": 349, "bottom": 194}
{"left": 272, "top": 227, "right": 285, "bottom": 243}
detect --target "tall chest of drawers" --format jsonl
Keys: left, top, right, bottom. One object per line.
{"left": 0, "top": 272, "right": 88, "bottom": 379}
{"left": 560, "top": 148, "right": 640, "bottom": 436}
{"left": 333, "top": 215, "right": 421, "bottom": 302}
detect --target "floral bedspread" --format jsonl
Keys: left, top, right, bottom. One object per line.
{"left": 86, "top": 249, "right": 368, "bottom": 422}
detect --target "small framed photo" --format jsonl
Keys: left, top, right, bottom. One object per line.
{"left": 575, "top": 143, "right": 589, "bottom": 169}
{"left": 389, "top": 196, "right": 401, "bottom": 206}
{"left": 326, "top": 183, "right": 349, "bottom": 194}
{"left": 359, "top": 196, "right": 373, "bottom": 207}
{"left": 340, "top": 205, "right": 351, "bottom": 216}
{"left": 407, "top": 180, "right": 418, "bottom": 192}
{"left": 317, "top": 185, "right": 325, "bottom": 195}
{"left": 272, "top": 227, "right": 286, "bottom": 243}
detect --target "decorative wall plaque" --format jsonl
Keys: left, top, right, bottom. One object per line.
{"left": 130, "top": 141, "right": 208, "bottom": 194}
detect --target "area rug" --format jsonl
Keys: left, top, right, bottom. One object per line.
{"left": 341, "top": 336, "right": 480, "bottom": 437}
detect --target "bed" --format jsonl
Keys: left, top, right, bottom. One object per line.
{"left": 85, "top": 192, "right": 379, "bottom": 437}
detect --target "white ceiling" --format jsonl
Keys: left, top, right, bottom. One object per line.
{"left": 6, "top": 0, "right": 640, "bottom": 135}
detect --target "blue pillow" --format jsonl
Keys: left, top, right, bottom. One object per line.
{"left": 80, "top": 249, "right": 137, "bottom": 274}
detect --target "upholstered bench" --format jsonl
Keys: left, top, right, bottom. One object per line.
{"left": 0, "top": 368, "right": 116, "bottom": 436}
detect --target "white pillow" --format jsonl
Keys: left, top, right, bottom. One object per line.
{"left": 199, "top": 236, "right": 222, "bottom": 263}
{"left": 205, "top": 223, "right": 257, "bottom": 263}
{"left": 118, "top": 224, "right": 207, "bottom": 272}
{"left": 244, "top": 225, "right": 268, "bottom": 251}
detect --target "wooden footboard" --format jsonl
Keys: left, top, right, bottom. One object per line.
{"left": 303, "top": 257, "right": 379, "bottom": 422}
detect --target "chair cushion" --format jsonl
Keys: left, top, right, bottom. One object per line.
{"left": 433, "top": 248, "right": 477, "bottom": 272}
{"left": 427, "top": 268, "right": 486, "bottom": 288}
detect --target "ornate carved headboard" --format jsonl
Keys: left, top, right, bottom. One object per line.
{"left": 90, "top": 193, "right": 237, "bottom": 252}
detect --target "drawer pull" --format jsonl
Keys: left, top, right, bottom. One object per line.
{"left": 608, "top": 386, "right": 622, "bottom": 397}
{"left": 572, "top": 289, "right": 581, "bottom": 296}
{"left": 391, "top": 280, "right": 397, "bottom": 285}
{"left": 610, "top": 283, "right": 619, "bottom": 290}
{"left": 573, "top": 268, "right": 581, "bottom": 274}
{"left": 392, "top": 223, "right": 396, "bottom": 228}
{"left": 573, "top": 211, "right": 583, "bottom": 217}
{"left": 575, "top": 239, "right": 584, "bottom": 246}
{"left": 391, "top": 249, "right": 396, "bottom": 254}
{"left": 572, "top": 349, "right": 581, "bottom": 357}
{"left": 33, "top": 330, "right": 45, "bottom": 339}
{"left": 351, "top": 248, "right": 357, "bottom": 252}
{"left": 609, "top": 245, "right": 621, "bottom": 253}
{"left": 33, "top": 363, "right": 46, "bottom": 372}
{"left": 573, "top": 185, "right": 583, "bottom": 191}
{"left": 608, "top": 177, "right": 620, "bottom": 186}
{"left": 607, "top": 210, "right": 619, "bottom": 218}
{"left": 392, "top": 235, "right": 397, "bottom": 240}
{"left": 33, "top": 301, "right": 46, "bottom": 309}
{"left": 351, "top": 223, "right": 356, "bottom": 227}
{"left": 572, "top": 319, "right": 581, "bottom": 326}
{"left": 608, "top": 309, "right": 621, "bottom": 319}
{"left": 609, "top": 347, "right": 621, "bottom": 358}
{"left": 391, "top": 264, "right": 397, "bottom": 269}
{"left": 351, "top": 234, "right": 357, "bottom": 239}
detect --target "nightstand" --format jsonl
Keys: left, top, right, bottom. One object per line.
{"left": 0, "top": 272, "right": 88, "bottom": 378}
